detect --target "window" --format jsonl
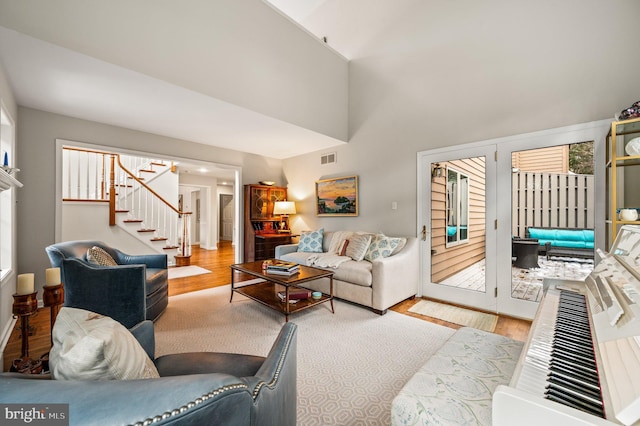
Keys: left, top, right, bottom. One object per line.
{"left": 445, "top": 167, "right": 469, "bottom": 247}
{"left": 0, "top": 104, "right": 15, "bottom": 278}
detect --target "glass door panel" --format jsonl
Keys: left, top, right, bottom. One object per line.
{"left": 422, "top": 146, "right": 496, "bottom": 311}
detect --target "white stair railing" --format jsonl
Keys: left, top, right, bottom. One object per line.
{"left": 62, "top": 147, "right": 190, "bottom": 256}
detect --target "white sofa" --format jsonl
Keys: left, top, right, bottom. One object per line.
{"left": 274, "top": 230, "right": 419, "bottom": 314}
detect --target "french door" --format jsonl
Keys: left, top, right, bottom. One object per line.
{"left": 419, "top": 145, "right": 497, "bottom": 312}
{"left": 418, "top": 119, "right": 609, "bottom": 319}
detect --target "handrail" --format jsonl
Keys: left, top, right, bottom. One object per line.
{"left": 113, "top": 155, "right": 191, "bottom": 216}
{"left": 62, "top": 146, "right": 191, "bottom": 256}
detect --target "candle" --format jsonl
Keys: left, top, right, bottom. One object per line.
{"left": 45, "top": 268, "right": 61, "bottom": 286}
{"left": 17, "top": 273, "right": 35, "bottom": 295}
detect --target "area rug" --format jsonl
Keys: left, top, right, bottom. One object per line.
{"left": 167, "top": 265, "right": 211, "bottom": 279}
{"left": 408, "top": 300, "right": 498, "bottom": 333}
{"left": 154, "top": 285, "right": 456, "bottom": 425}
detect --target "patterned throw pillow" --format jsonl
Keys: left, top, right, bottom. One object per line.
{"left": 345, "top": 233, "right": 372, "bottom": 261}
{"left": 338, "top": 239, "right": 350, "bottom": 256}
{"left": 297, "top": 228, "right": 324, "bottom": 253}
{"left": 364, "top": 234, "right": 402, "bottom": 261}
{"left": 86, "top": 246, "right": 118, "bottom": 266}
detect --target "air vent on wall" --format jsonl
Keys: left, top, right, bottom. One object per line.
{"left": 320, "top": 152, "right": 336, "bottom": 165}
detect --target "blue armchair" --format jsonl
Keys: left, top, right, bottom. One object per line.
{"left": 45, "top": 240, "right": 169, "bottom": 328}
{"left": 0, "top": 321, "right": 298, "bottom": 425}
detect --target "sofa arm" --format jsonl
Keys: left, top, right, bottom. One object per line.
{"left": 115, "top": 250, "right": 168, "bottom": 269}
{"left": 129, "top": 320, "right": 155, "bottom": 360}
{"left": 243, "top": 322, "right": 297, "bottom": 426}
{"left": 0, "top": 374, "right": 254, "bottom": 426}
{"left": 61, "top": 258, "right": 146, "bottom": 329}
{"left": 275, "top": 244, "right": 299, "bottom": 258}
{"left": 371, "top": 237, "right": 419, "bottom": 312}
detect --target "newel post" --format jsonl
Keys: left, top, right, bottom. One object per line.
{"left": 109, "top": 154, "right": 116, "bottom": 226}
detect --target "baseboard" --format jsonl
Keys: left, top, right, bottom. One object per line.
{"left": 0, "top": 316, "right": 17, "bottom": 371}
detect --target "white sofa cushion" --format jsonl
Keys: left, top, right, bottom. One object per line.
{"left": 331, "top": 260, "right": 373, "bottom": 287}
{"left": 279, "top": 253, "right": 372, "bottom": 287}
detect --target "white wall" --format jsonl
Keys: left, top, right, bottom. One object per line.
{"left": 283, "top": 0, "right": 640, "bottom": 238}
{"left": 17, "top": 107, "right": 284, "bottom": 292}
{"left": 0, "top": 0, "right": 348, "bottom": 141}
{"left": 61, "top": 203, "right": 156, "bottom": 255}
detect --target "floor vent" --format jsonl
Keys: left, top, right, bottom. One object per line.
{"left": 320, "top": 152, "right": 336, "bottom": 165}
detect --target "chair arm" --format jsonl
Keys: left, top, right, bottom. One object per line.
{"left": 275, "top": 244, "right": 298, "bottom": 258}
{"left": 129, "top": 320, "right": 155, "bottom": 360}
{"left": 114, "top": 249, "right": 168, "bottom": 269}
{"left": 371, "top": 237, "right": 419, "bottom": 312}
{"left": 61, "top": 258, "right": 146, "bottom": 329}
{"left": 242, "top": 322, "right": 298, "bottom": 426}
{"left": 0, "top": 374, "right": 254, "bottom": 426}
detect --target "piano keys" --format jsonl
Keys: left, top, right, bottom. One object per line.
{"left": 494, "top": 225, "right": 640, "bottom": 426}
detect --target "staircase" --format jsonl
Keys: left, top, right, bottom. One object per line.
{"left": 62, "top": 147, "right": 192, "bottom": 264}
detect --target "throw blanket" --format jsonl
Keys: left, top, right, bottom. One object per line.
{"left": 305, "top": 231, "right": 353, "bottom": 268}
{"left": 306, "top": 253, "right": 351, "bottom": 268}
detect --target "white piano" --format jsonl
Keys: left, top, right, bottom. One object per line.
{"left": 494, "top": 225, "right": 640, "bottom": 426}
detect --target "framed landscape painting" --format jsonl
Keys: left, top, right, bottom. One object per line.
{"left": 316, "top": 175, "right": 358, "bottom": 216}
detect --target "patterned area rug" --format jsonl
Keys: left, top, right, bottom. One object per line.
{"left": 408, "top": 300, "right": 498, "bottom": 333}
{"left": 167, "top": 265, "right": 211, "bottom": 279}
{"left": 154, "top": 285, "right": 455, "bottom": 425}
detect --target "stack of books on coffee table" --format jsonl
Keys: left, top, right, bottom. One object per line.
{"left": 266, "top": 260, "right": 300, "bottom": 275}
{"left": 277, "top": 289, "right": 312, "bottom": 303}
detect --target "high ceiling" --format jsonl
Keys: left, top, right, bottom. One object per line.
{"left": 0, "top": 0, "right": 416, "bottom": 167}
{"left": 0, "top": 1, "right": 351, "bottom": 163}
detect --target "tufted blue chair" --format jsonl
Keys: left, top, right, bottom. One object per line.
{"left": 45, "top": 240, "right": 169, "bottom": 328}
{"left": 0, "top": 321, "right": 298, "bottom": 426}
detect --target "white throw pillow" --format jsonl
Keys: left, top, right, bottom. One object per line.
{"left": 49, "top": 307, "right": 159, "bottom": 380}
{"left": 345, "top": 233, "right": 372, "bottom": 261}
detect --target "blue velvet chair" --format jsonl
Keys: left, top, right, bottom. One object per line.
{"left": 45, "top": 240, "right": 169, "bottom": 328}
{"left": 0, "top": 321, "right": 298, "bottom": 426}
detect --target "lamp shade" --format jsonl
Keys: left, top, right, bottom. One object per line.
{"left": 273, "top": 201, "right": 296, "bottom": 215}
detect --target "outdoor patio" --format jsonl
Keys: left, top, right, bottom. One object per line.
{"left": 439, "top": 255, "right": 594, "bottom": 302}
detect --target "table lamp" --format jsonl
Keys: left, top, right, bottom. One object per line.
{"left": 273, "top": 201, "right": 296, "bottom": 233}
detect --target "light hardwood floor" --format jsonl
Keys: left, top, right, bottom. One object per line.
{"left": 3, "top": 241, "right": 531, "bottom": 371}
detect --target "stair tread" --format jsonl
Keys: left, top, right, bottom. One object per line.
{"left": 115, "top": 210, "right": 129, "bottom": 213}
{"left": 138, "top": 229, "right": 155, "bottom": 232}
{"left": 123, "top": 219, "right": 143, "bottom": 223}
{"left": 150, "top": 237, "right": 168, "bottom": 241}
{"left": 139, "top": 169, "right": 156, "bottom": 173}
{"left": 163, "top": 246, "right": 179, "bottom": 250}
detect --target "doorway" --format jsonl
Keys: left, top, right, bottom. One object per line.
{"left": 220, "top": 193, "right": 234, "bottom": 241}
{"left": 420, "top": 145, "right": 497, "bottom": 312}
{"left": 419, "top": 119, "right": 609, "bottom": 319}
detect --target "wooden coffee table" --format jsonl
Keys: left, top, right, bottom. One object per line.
{"left": 230, "top": 261, "right": 334, "bottom": 322}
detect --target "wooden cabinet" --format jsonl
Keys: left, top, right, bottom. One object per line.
{"left": 254, "top": 234, "right": 294, "bottom": 260}
{"left": 606, "top": 117, "right": 640, "bottom": 249}
{"left": 244, "top": 184, "right": 290, "bottom": 262}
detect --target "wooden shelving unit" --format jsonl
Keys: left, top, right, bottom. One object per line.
{"left": 243, "top": 184, "right": 291, "bottom": 262}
